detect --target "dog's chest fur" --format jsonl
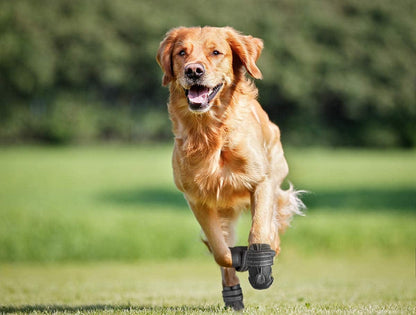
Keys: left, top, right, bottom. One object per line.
{"left": 173, "top": 135, "right": 261, "bottom": 209}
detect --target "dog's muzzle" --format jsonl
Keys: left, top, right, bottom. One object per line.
{"left": 184, "top": 84, "right": 223, "bottom": 112}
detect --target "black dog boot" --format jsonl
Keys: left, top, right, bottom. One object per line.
{"left": 222, "top": 284, "right": 244, "bottom": 311}
{"left": 246, "top": 243, "right": 275, "bottom": 290}
{"left": 230, "top": 244, "right": 275, "bottom": 290}
{"left": 230, "top": 246, "right": 248, "bottom": 271}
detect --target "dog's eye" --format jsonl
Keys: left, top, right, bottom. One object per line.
{"left": 178, "top": 50, "right": 186, "bottom": 56}
{"left": 212, "top": 50, "right": 222, "bottom": 56}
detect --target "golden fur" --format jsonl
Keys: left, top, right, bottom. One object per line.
{"left": 157, "top": 26, "right": 304, "bottom": 287}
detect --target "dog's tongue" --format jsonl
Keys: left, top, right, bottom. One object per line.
{"left": 188, "top": 86, "right": 209, "bottom": 104}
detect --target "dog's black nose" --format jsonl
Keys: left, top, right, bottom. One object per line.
{"left": 185, "top": 63, "right": 205, "bottom": 80}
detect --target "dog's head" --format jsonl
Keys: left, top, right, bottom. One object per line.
{"left": 157, "top": 27, "right": 263, "bottom": 113}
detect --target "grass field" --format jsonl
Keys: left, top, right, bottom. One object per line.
{"left": 0, "top": 145, "right": 415, "bottom": 313}
{"left": 1, "top": 255, "right": 415, "bottom": 314}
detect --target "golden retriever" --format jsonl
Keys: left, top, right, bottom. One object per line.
{"left": 157, "top": 26, "right": 304, "bottom": 310}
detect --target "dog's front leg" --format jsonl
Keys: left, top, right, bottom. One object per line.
{"left": 188, "top": 201, "right": 233, "bottom": 267}
{"left": 240, "top": 179, "right": 276, "bottom": 290}
{"left": 249, "top": 178, "right": 275, "bottom": 245}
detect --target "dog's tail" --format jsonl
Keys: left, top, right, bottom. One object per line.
{"left": 275, "top": 184, "right": 306, "bottom": 233}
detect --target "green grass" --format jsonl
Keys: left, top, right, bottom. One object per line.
{"left": 0, "top": 145, "right": 415, "bottom": 261}
{"left": 1, "top": 255, "right": 415, "bottom": 314}
{"left": 0, "top": 145, "right": 202, "bottom": 261}
{"left": 0, "top": 145, "right": 415, "bottom": 313}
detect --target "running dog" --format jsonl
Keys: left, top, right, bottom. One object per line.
{"left": 157, "top": 26, "right": 304, "bottom": 310}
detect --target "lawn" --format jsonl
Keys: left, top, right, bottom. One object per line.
{"left": 0, "top": 145, "right": 415, "bottom": 313}
{"left": 1, "top": 255, "right": 415, "bottom": 314}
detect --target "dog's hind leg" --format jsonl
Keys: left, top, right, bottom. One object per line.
{"left": 190, "top": 201, "right": 245, "bottom": 310}
{"left": 198, "top": 206, "right": 244, "bottom": 310}
{"left": 201, "top": 234, "right": 244, "bottom": 311}
{"left": 218, "top": 209, "right": 244, "bottom": 311}
{"left": 201, "top": 232, "right": 243, "bottom": 310}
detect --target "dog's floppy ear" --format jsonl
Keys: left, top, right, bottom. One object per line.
{"left": 156, "top": 28, "right": 180, "bottom": 86}
{"left": 225, "top": 27, "right": 263, "bottom": 80}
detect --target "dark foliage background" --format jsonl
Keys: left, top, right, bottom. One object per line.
{"left": 0, "top": 0, "right": 415, "bottom": 147}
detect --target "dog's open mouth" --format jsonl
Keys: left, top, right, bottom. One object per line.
{"left": 185, "top": 84, "right": 223, "bottom": 112}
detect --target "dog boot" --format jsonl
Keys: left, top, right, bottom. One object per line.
{"left": 230, "top": 246, "right": 248, "bottom": 272}
{"left": 246, "top": 243, "right": 275, "bottom": 290}
{"left": 222, "top": 284, "right": 244, "bottom": 311}
{"left": 230, "top": 244, "right": 275, "bottom": 289}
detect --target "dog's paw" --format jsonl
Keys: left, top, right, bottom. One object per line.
{"left": 230, "top": 246, "right": 248, "bottom": 272}
{"left": 230, "top": 244, "right": 275, "bottom": 289}
{"left": 246, "top": 243, "right": 275, "bottom": 290}
{"left": 222, "top": 284, "right": 244, "bottom": 311}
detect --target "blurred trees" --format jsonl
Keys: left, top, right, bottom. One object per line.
{"left": 0, "top": 0, "right": 415, "bottom": 147}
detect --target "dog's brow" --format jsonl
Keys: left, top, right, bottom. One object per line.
{"left": 206, "top": 42, "right": 217, "bottom": 49}
{"left": 175, "top": 40, "right": 194, "bottom": 52}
